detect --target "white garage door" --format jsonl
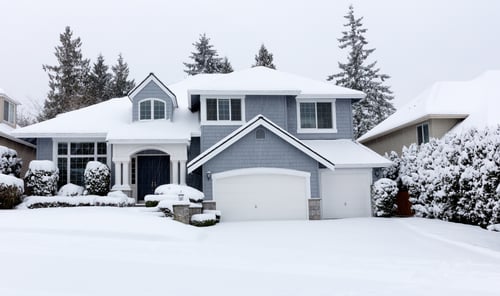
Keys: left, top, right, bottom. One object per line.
{"left": 321, "top": 168, "right": 372, "bottom": 219}
{"left": 213, "top": 168, "right": 310, "bottom": 221}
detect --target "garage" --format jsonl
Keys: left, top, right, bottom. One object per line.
{"left": 212, "top": 168, "right": 310, "bottom": 221}
{"left": 320, "top": 168, "right": 373, "bottom": 219}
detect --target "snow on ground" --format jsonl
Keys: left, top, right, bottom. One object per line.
{"left": 0, "top": 208, "right": 499, "bottom": 296}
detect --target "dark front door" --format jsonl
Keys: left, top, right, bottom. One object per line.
{"left": 137, "top": 155, "right": 170, "bottom": 201}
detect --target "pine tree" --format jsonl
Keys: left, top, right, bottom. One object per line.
{"left": 87, "top": 54, "right": 112, "bottom": 104}
{"left": 110, "top": 53, "right": 135, "bottom": 97}
{"left": 252, "top": 44, "right": 276, "bottom": 69}
{"left": 328, "top": 5, "right": 395, "bottom": 139}
{"left": 40, "top": 26, "right": 90, "bottom": 120}
{"left": 183, "top": 33, "right": 223, "bottom": 75}
{"left": 219, "top": 56, "right": 233, "bottom": 73}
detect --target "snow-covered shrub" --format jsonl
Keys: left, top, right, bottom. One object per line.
{"left": 382, "top": 151, "right": 401, "bottom": 184}
{"left": 0, "top": 146, "right": 22, "bottom": 178}
{"left": 23, "top": 191, "right": 134, "bottom": 209}
{"left": 372, "top": 178, "right": 398, "bottom": 217}
{"left": 0, "top": 173, "right": 24, "bottom": 209}
{"left": 24, "top": 160, "right": 59, "bottom": 196}
{"left": 58, "top": 183, "right": 84, "bottom": 196}
{"left": 191, "top": 213, "right": 217, "bottom": 227}
{"left": 84, "top": 161, "right": 110, "bottom": 196}
{"left": 145, "top": 200, "right": 159, "bottom": 207}
{"left": 154, "top": 184, "right": 204, "bottom": 203}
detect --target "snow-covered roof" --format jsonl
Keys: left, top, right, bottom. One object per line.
{"left": 128, "top": 73, "right": 178, "bottom": 107}
{"left": 187, "top": 67, "right": 365, "bottom": 104}
{"left": 0, "top": 123, "right": 36, "bottom": 148}
{"left": 187, "top": 114, "right": 336, "bottom": 173}
{"left": 0, "top": 88, "right": 21, "bottom": 105}
{"left": 358, "top": 71, "right": 500, "bottom": 142}
{"left": 303, "top": 139, "right": 392, "bottom": 168}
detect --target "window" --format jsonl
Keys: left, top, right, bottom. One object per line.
{"left": 139, "top": 99, "right": 166, "bottom": 120}
{"left": 56, "top": 142, "right": 108, "bottom": 188}
{"left": 417, "top": 123, "right": 429, "bottom": 145}
{"left": 298, "top": 101, "right": 335, "bottom": 132}
{"left": 3, "top": 101, "right": 15, "bottom": 124}
{"left": 205, "top": 98, "right": 242, "bottom": 122}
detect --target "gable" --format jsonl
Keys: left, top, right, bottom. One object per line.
{"left": 130, "top": 79, "right": 176, "bottom": 121}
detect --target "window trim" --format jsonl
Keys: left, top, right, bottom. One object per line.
{"left": 138, "top": 98, "right": 167, "bottom": 121}
{"left": 3, "top": 100, "right": 15, "bottom": 125}
{"left": 201, "top": 95, "right": 245, "bottom": 125}
{"left": 296, "top": 99, "right": 337, "bottom": 134}
{"left": 416, "top": 122, "right": 430, "bottom": 145}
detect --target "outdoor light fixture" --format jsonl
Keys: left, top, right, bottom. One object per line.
{"left": 206, "top": 171, "right": 212, "bottom": 180}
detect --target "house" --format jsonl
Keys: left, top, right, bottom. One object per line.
{"left": 12, "top": 67, "right": 390, "bottom": 221}
{"left": 0, "top": 88, "right": 36, "bottom": 176}
{"left": 358, "top": 71, "right": 500, "bottom": 155}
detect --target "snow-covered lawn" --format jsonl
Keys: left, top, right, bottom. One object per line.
{"left": 1, "top": 208, "right": 499, "bottom": 296}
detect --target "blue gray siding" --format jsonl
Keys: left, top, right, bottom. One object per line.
{"left": 36, "top": 138, "right": 53, "bottom": 160}
{"left": 201, "top": 125, "right": 239, "bottom": 151}
{"left": 131, "top": 81, "right": 175, "bottom": 121}
{"left": 202, "top": 127, "right": 320, "bottom": 200}
{"left": 287, "top": 97, "right": 354, "bottom": 140}
{"left": 245, "top": 95, "right": 287, "bottom": 129}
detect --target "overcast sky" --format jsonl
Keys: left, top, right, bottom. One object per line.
{"left": 1, "top": 0, "right": 500, "bottom": 118}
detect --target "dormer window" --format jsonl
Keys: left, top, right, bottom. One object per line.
{"left": 297, "top": 99, "right": 337, "bottom": 133}
{"left": 139, "top": 99, "right": 166, "bottom": 120}
{"left": 3, "top": 100, "right": 15, "bottom": 125}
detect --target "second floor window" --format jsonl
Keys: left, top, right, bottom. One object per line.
{"left": 139, "top": 99, "right": 166, "bottom": 120}
{"left": 3, "top": 101, "right": 15, "bottom": 124}
{"left": 206, "top": 98, "right": 242, "bottom": 122}
{"left": 417, "top": 123, "right": 429, "bottom": 145}
{"left": 299, "top": 102, "right": 334, "bottom": 131}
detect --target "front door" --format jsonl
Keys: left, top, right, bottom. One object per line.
{"left": 137, "top": 155, "right": 170, "bottom": 201}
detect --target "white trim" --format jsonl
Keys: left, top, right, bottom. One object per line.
{"left": 128, "top": 74, "right": 178, "bottom": 107}
{"left": 296, "top": 99, "right": 337, "bottom": 134}
{"left": 296, "top": 93, "right": 365, "bottom": 99}
{"left": 187, "top": 114, "right": 335, "bottom": 174}
{"left": 200, "top": 95, "right": 245, "bottom": 125}
{"left": 137, "top": 98, "right": 167, "bottom": 121}
{"left": 107, "top": 138, "right": 190, "bottom": 145}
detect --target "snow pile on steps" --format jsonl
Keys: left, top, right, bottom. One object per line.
{"left": 151, "top": 184, "right": 204, "bottom": 202}
{"left": 23, "top": 191, "right": 134, "bottom": 209}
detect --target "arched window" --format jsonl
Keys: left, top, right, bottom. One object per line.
{"left": 139, "top": 99, "right": 166, "bottom": 120}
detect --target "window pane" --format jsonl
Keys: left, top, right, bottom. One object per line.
{"left": 230, "top": 99, "right": 241, "bottom": 121}
{"left": 97, "top": 157, "right": 107, "bottom": 164}
{"left": 57, "top": 158, "right": 67, "bottom": 188}
{"left": 8, "top": 104, "right": 14, "bottom": 124}
{"left": 218, "top": 99, "right": 230, "bottom": 120}
{"left": 316, "top": 103, "right": 333, "bottom": 129}
{"left": 423, "top": 124, "right": 429, "bottom": 143}
{"left": 153, "top": 100, "right": 165, "bottom": 119}
{"left": 417, "top": 125, "right": 423, "bottom": 144}
{"left": 58, "top": 143, "right": 68, "bottom": 155}
{"left": 97, "top": 142, "right": 107, "bottom": 155}
{"left": 140, "top": 100, "right": 151, "bottom": 120}
{"left": 70, "top": 157, "right": 94, "bottom": 186}
{"left": 300, "top": 103, "right": 316, "bottom": 128}
{"left": 3, "top": 101, "right": 8, "bottom": 122}
{"left": 71, "top": 143, "right": 94, "bottom": 155}
{"left": 206, "top": 99, "right": 217, "bottom": 121}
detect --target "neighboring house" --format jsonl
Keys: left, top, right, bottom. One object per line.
{"left": 0, "top": 88, "right": 36, "bottom": 176}
{"left": 12, "top": 67, "right": 390, "bottom": 221}
{"left": 358, "top": 71, "right": 500, "bottom": 156}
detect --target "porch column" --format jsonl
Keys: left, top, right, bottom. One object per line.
{"left": 171, "top": 159, "right": 179, "bottom": 184}
{"left": 179, "top": 160, "right": 186, "bottom": 185}
{"left": 114, "top": 161, "right": 122, "bottom": 186}
{"left": 122, "top": 161, "right": 130, "bottom": 188}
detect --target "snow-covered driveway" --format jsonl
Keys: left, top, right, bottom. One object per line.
{"left": 0, "top": 207, "right": 499, "bottom": 296}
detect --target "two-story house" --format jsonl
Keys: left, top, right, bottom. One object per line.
{"left": 13, "top": 67, "right": 390, "bottom": 221}
{"left": 0, "top": 88, "right": 36, "bottom": 176}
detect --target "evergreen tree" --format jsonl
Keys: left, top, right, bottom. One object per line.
{"left": 328, "top": 5, "right": 395, "bottom": 139}
{"left": 252, "top": 44, "right": 276, "bottom": 69}
{"left": 88, "top": 54, "right": 112, "bottom": 104}
{"left": 183, "top": 33, "right": 223, "bottom": 75}
{"left": 40, "top": 26, "right": 90, "bottom": 120}
{"left": 219, "top": 56, "right": 233, "bottom": 73}
{"left": 110, "top": 53, "right": 135, "bottom": 97}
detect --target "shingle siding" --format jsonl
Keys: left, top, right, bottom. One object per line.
{"left": 36, "top": 138, "right": 53, "bottom": 160}
{"left": 202, "top": 127, "right": 320, "bottom": 200}
{"left": 131, "top": 81, "right": 174, "bottom": 121}
{"left": 245, "top": 95, "right": 287, "bottom": 129}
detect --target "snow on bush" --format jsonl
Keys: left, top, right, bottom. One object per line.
{"left": 191, "top": 213, "right": 217, "bottom": 227}
{"left": 154, "top": 184, "right": 204, "bottom": 202}
{"left": 0, "top": 145, "right": 22, "bottom": 177}
{"left": 58, "top": 183, "right": 84, "bottom": 197}
{"left": 24, "top": 160, "right": 59, "bottom": 196}
{"left": 24, "top": 192, "right": 134, "bottom": 209}
{"left": 372, "top": 178, "right": 398, "bottom": 217}
{"left": 84, "top": 161, "right": 110, "bottom": 196}
{"left": 392, "top": 126, "right": 500, "bottom": 228}
{"left": 0, "top": 173, "right": 24, "bottom": 209}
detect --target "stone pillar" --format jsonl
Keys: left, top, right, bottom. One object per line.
{"left": 202, "top": 200, "right": 216, "bottom": 211}
{"left": 308, "top": 199, "right": 321, "bottom": 220}
{"left": 179, "top": 160, "right": 186, "bottom": 185}
{"left": 114, "top": 161, "right": 122, "bottom": 186}
{"left": 173, "top": 204, "right": 190, "bottom": 224}
{"left": 171, "top": 159, "right": 179, "bottom": 184}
